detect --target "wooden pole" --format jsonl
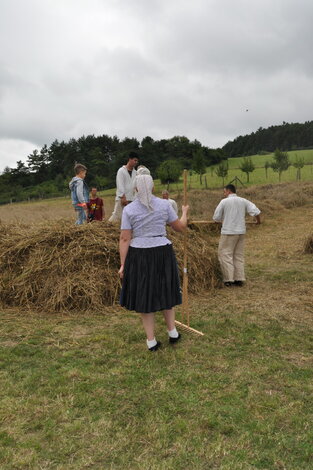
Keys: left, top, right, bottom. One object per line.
{"left": 175, "top": 169, "right": 204, "bottom": 336}
{"left": 188, "top": 220, "right": 258, "bottom": 225}
{"left": 182, "top": 169, "right": 189, "bottom": 326}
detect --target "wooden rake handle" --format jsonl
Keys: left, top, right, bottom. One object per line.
{"left": 182, "top": 169, "right": 189, "bottom": 326}
{"left": 178, "top": 170, "right": 204, "bottom": 336}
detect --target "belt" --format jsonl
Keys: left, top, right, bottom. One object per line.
{"left": 134, "top": 235, "right": 164, "bottom": 238}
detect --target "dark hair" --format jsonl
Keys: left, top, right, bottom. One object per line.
{"left": 128, "top": 151, "right": 139, "bottom": 161}
{"left": 224, "top": 184, "right": 236, "bottom": 193}
{"left": 74, "top": 163, "right": 87, "bottom": 174}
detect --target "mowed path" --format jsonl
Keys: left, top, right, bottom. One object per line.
{"left": 195, "top": 204, "right": 313, "bottom": 329}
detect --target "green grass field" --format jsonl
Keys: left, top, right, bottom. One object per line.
{"left": 1, "top": 304, "right": 312, "bottom": 470}
{"left": 153, "top": 149, "right": 313, "bottom": 193}
{"left": 1, "top": 185, "right": 313, "bottom": 469}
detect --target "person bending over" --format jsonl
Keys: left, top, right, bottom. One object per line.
{"left": 213, "top": 184, "right": 261, "bottom": 287}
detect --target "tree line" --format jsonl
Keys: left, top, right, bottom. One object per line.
{"left": 0, "top": 134, "right": 224, "bottom": 204}
{"left": 2, "top": 121, "right": 313, "bottom": 204}
{"left": 223, "top": 121, "right": 313, "bottom": 157}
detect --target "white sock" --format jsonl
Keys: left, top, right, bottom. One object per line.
{"left": 147, "top": 338, "right": 157, "bottom": 349}
{"left": 168, "top": 328, "right": 179, "bottom": 338}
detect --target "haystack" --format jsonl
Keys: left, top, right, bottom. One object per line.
{"left": 303, "top": 233, "right": 313, "bottom": 254}
{"left": 0, "top": 221, "right": 221, "bottom": 312}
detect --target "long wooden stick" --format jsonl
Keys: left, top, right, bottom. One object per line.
{"left": 175, "top": 169, "right": 204, "bottom": 336}
{"left": 189, "top": 220, "right": 257, "bottom": 225}
{"left": 182, "top": 169, "right": 189, "bottom": 326}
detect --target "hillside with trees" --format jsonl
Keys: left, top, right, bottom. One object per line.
{"left": 2, "top": 120, "right": 313, "bottom": 204}
{"left": 223, "top": 121, "right": 313, "bottom": 157}
{"left": 0, "top": 135, "right": 224, "bottom": 204}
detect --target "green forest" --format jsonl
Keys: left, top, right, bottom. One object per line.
{"left": 1, "top": 120, "right": 313, "bottom": 204}
{"left": 223, "top": 120, "right": 313, "bottom": 157}
{"left": 0, "top": 135, "right": 223, "bottom": 204}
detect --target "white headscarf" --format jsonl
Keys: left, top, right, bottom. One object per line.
{"left": 135, "top": 174, "right": 154, "bottom": 211}
{"left": 136, "top": 165, "right": 151, "bottom": 176}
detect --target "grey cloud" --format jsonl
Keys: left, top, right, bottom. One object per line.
{"left": 0, "top": 0, "right": 313, "bottom": 171}
{"left": 149, "top": 0, "right": 313, "bottom": 77}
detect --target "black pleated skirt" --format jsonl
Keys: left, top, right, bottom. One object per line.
{"left": 120, "top": 244, "right": 182, "bottom": 313}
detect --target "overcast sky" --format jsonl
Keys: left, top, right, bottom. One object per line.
{"left": 1, "top": 0, "right": 313, "bottom": 171}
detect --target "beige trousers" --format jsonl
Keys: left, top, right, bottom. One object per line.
{"left": 218, "top": 234, "right": 246, "bottom": 282}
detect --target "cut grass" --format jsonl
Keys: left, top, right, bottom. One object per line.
{"left": 0, "top": 307, "right": 312, "bottom": 470}
{"left": 1, "top": 203, "right": 313, "bottom": 469}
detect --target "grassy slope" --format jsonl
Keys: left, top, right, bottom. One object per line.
{"left": 1, "top": 203, "right": 313, "bottom": 469}
{"left": 177, "top": 149, "right": 313, "bottom": 191}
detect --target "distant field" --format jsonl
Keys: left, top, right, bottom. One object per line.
{"left": 153, "top": 149, "right": 313, "bottom": 192}
{"left": 226, "top": 149, "right": 313, "bottom": 168}
{"left": 96, "top": 149, "right": 313, "bottom": 194}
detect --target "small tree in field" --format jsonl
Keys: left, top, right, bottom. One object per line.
{"left": 192, "top": 148, "right": 206, "bottom": 185}
{"left": 264, "top": 160, "right": 270, "bottom": 179}
{"left": 293, "top": 155, "right": 305, "bottom": 181}
{"left": 239, "top": 157, "right": 255, "bottom": 183}
{"left": 157, "top": 159, "right": 181, "bottom": 185}
{"left": 215, "top": 161, "right": 228, "bottom": 186}
{"left": 271, "top": 149, "right": 290, "bottom": 182}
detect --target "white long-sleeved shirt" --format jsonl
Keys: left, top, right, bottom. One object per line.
{"left": 213, "top": 193, "right": 260, "bottom": 234}
{"left": 115, "top": 166, "right": 137, "bottom": 201}
{"left": 168, "top": 198, "right": 178, "bottom": 215}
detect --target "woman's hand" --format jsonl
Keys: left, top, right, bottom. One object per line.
{"left": 169, "top": 204, "right": 190, "bottom": 232}
{"left": 118, "top": 264, "right": 124, "bottom": 279}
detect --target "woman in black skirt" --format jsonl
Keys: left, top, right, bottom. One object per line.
{"left": 119, "top": 173, "right": 189, "bottom": 351}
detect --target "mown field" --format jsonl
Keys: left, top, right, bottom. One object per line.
{"left": 1, "top": 182, "right": 313, "bottom": 469}
{"left": 180, "top": 149, "right": 313, "bottom": 191}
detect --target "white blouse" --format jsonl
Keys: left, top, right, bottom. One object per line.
{"left": 121, "top": 196, "right": 178, "bottom": 248}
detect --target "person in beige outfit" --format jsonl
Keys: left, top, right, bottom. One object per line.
{"left": 213, "top": 184, "right": 261, "bottom": 287}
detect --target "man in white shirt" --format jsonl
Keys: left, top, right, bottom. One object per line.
{"left": 213, "top": 184, "right": 261, "bottom": 286}
{"left": 109, "top": 153, "right": 139, "bottom": 223}
{"left": 162, "top": 190, "right": 178, "bottom": 215}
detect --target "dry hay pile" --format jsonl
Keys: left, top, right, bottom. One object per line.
{"left": 303, "top": 233, "right": 313, "bottom": 254}
{"left": 0, "top": 221, "right": 221, "bottom": 312}
{"left": 242, "top": 181, "right": 313, "bottom": 215}
{"left": 188, "top": 221, "right": 221, "bottom": 235}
